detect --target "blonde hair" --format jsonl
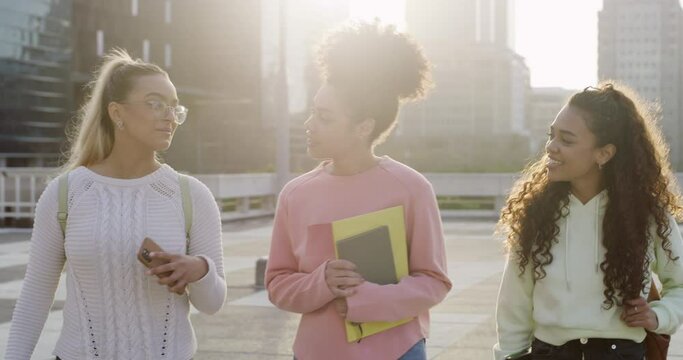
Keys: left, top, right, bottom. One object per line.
{"left": 62, "top": 49, "right": 167, "bottom": 172}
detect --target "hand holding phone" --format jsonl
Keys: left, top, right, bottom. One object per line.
{"left": 138, "top": 237, "right": 203, "bottom": 295}
{"left": 137, "top": 237, "right": 172, "bottom": 277}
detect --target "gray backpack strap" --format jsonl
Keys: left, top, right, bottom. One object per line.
{"left": 179, "top": 174, "right": 193, "bottom": 246}
{"left": 57, "top": 173, "right": 69, "bottom": 237}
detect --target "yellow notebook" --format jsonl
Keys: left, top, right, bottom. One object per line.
{"left": 331, "top": 205, "right": 412, "bottom": 342}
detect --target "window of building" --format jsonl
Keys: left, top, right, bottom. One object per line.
{"left": 165, "top": 0, "right": 172, "bottom": 24}
{"left": 164, "top": 44, "right": 172, "bottom": 68}
{"left": 143, "top": 39, "right": 150, "bottom": 62}
{"left": 96, "top": 30, "right": 104, "bottom": 56}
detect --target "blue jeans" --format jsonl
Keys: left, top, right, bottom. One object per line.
{"left": 293, "top": 339, "right": 426, "bottom": 360}
{"left": 398, "top": 339, "right": 427, "bottom": 360}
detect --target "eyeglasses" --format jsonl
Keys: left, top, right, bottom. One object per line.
{"left": 119, "top": 99, "right": 189, "bottom": 125}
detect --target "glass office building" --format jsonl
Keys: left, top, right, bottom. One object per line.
{"left": 0, "top": 0, "right": 72, "bottom": 166}
{"left": 0, "top": 0, "right": 265, "bottom": 172}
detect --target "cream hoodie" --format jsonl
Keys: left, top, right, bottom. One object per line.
{"left": 493, "top": 190, "right": 683, "bottom": 359}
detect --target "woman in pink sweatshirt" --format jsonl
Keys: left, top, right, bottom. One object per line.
{"left": 265, "top": 21, "right": 452, "bottom": 360}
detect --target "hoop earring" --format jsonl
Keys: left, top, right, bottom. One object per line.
{"left": 598, "top": 163, "right": 603, "bottom": 170}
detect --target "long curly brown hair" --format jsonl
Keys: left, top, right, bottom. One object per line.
{"left": 499, "top": 83, "right": 683, "bottom": 309}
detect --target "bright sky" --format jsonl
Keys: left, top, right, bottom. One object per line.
{"left": 348, "top": 0, "right": 604, "bottom": 90}
{"left": 515, "top": 0, "right": 602, "bottom": 90}
{"left": 349, "top": 0, "right": 406, "bottom": 30}
{"left": 348, "top": 0, "right": 683, "bottom": 89}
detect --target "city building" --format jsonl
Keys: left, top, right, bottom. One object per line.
{"left": 528, "top": 87, "right": 574, "bottom": 154}
{"left": 0, "top": 0, "right": 265, "bottom": 172}
{"left": 387, "top": 0, "right": 531, "bottom": 171}
{"left": 400, "top": 0, "right": 529, "bottom": 139}
{"left": 599, "top": 0, "right": 683, "bottom": 168}
{"left": 72, "top": 0, "right": 265, "bottom": 173}
{"left": 261, "top": 0, "right": 350, "bottom": 172}
{"left": 0, "top": 0, "right": 73, "bottom": 166}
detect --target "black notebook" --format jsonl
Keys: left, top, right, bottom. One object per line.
{"left": 336, "top": 225, "right": 398, "bottom": 285}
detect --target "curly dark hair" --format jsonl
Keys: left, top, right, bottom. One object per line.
{"left": 499, "top": 83, "right": 683, "bottom": 309}
{"left": 316, "top": 20, "right": 432, "bottom": 144}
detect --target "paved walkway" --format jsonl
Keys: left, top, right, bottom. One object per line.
{"left": 0, "top": 219, "right": 681, "bottom": 359}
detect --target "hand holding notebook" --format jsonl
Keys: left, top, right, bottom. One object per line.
{"left": 331, "top": 205, "right": 413, "bottom": 342}
{"left": 335, "top": 225, "right": 397, "bottom": 285}
{"left": 324, "top": 259, "right": 364, "bottom": 297}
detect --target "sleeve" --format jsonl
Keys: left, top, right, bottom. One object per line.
{"left": 650, "top": 213, "right": 683, "bottom": 335}
{"left": 344, "top": 181, "right": 452, "bottom": 323}
{"left": 186, "top": 178, "right": 226, "bottom": 315}
{"left": 4, "top": 179, "right": 66, "bottom": 360}
{"left": 265, "top": 189, "right": 336, "bottom": 314}
{"left": 492, "top": 252, "right": 535, "bottom": 360}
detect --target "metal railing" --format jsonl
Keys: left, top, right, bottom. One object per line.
{"left": 195, "top": 173, "right": 277, "bottom": 221}
{"left": 0, "top": 168, "right": 56, "bottom": 220}
{"left": 5, "top": 168, "right": 681, "bottom": 222}
{"left": 0, "top": 168, "right": 278, "bottom": 223}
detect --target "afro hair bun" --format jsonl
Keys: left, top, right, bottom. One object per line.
{"left": 317, "top": 20, "right": 432, "bottom": 102}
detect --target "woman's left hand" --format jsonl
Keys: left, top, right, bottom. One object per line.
{"left": 146, "top": 252, "right": 209, "bottom": 295}
{"left": 621, "top": 297, "right": 659, "bottom": 331}
{"left": 333, "top": 298, "right": 348, "bottom": 318}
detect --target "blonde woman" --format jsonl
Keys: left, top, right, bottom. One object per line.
{"left": 5, "top": 49, "right": 226, "bottom": 360}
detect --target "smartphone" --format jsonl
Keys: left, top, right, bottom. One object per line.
{"left": 137, "top": 237, "right": 170, "bottom": 271}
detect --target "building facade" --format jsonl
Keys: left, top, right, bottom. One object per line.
{"left": 386, "top": 0, "right": 530, "bottom": 171}
{"left": 1, "top": 0, "right": 265, "bottom": 172}
{"left": 0, "top": 0, "right": 72, "bottom": 166}
{"left": 528, "top": 87, "right": 574, "bottom": 154}
{"left": 400, "top": 0, "right": 529, "bottom": 139}
{"left": 71, "top": 0, "right": 265, "bottom": 173}
{"left": 599, "top": 0, "right": 683, "bottom": 168}
{"left": 260, "top": 0, "right": 350, "bottom": 172}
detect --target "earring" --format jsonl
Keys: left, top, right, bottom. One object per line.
{"left": 598, "top": 163, "right": 603, "bottom": 170}
{"left": 116, "top": 121, "right": 124, "bottom": 130}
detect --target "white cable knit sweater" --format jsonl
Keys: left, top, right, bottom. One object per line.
{"left": 4, "top": 165, "right": 226, "bottom": 360}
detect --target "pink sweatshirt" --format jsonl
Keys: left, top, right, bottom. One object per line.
{"left": 266, "top": 156, "right": 452, "bottom": 360}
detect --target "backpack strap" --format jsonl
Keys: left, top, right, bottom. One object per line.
{"left": 179, "top": 174, "right": 193, "bottom": 245}
{"left": 57, "top": 173, "right": 69, "bottom": 238}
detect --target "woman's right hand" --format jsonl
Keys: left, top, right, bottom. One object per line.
{"left": 325, "top": 259, "right": 364, "bottom": 297}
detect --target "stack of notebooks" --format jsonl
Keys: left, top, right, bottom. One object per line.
{"left": 331, "top": 205, "right": 412, "bottom": 342}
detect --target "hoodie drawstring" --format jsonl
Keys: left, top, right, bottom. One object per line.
{"left": 595, "top": 196, "right": 601, "bottom": 274}
{"left": 564, "top": 193, "right": 603, "bottom": 291}
{"left": 565, "top": 217, "right": 571, "bottom": 291}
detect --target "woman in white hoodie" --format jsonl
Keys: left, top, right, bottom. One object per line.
{"left": 494, "top": 83, "right": 683, "bottom": 360}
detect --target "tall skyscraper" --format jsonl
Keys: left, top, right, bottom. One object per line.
{"left": 12, "top": 0, "right": 266, "bottom": 173}
{"left": 381, "top": 0, "right": 530, "bottom": 171}
{"left": 599, "top": 0, "right": 683, "bottom": 168}
{"left": 0, "top": 0, "right": 73, "bottom": 166}
{"left": 260, "top": 0, "right": 350, "bottom": 172}
{"left": 0, "top": 0, "right": 267, "bottom": 172}
{"left": 167, "top": 0, "right": 264, "bottom": 173}
{"left": 406, "top": 0, "right": 514, "bottom": 55}
{"left": 261, "top": 0, "right": 350, "bottom": 116}
{"left": 528, "top": 87, "right": 574, "bottom": 154}
{"left": 400, "top": 0, "right": 529, "bottom": 138}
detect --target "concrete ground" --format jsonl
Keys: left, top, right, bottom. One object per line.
{"left": 0, "top": 219, "right": 682, "bottom": 359}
